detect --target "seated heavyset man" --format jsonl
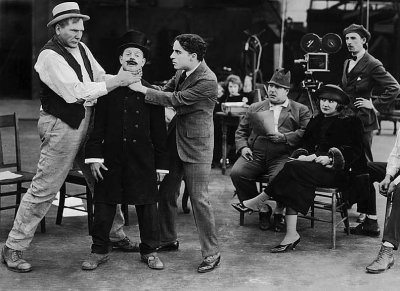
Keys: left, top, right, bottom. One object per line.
{"left": 230, "top": 68, "right": 311, "bottom": 231}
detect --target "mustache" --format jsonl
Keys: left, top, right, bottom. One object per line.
{"left": 127, "top": 59, "right": 137, "bottom": 65}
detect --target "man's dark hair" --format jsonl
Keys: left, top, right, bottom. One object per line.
{"left": 55, "top": 17, "right": 82, "bottom": 29}
{"left": 175, "top": 34, "right": 207, "bottom": 61}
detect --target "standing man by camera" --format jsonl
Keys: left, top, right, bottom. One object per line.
{"left": 341, "top": 23, "right": 400, "bottom": 162}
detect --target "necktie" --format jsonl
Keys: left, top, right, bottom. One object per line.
{"left": 176, "top": 71, "right": 187, "bottom": 89}
{"left": 349, "top": 55, "right": 357, "bottom": 61}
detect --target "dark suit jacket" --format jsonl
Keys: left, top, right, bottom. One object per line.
{"left": 145, "top": 61, "right": 217, "bottom": 164}
{"left": 85, "top": 81, "right": 168, "bottom": 205}
{"left": 235, "top": 99, "right": 311, "bottom": 157}
{"left": 341, "top": 52, "right": 400, "bottom": 131}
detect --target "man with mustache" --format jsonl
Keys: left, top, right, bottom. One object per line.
{"left": 1, "top": 2, "right": 136, "bottom": 273}
{"left": 82, "top": 30, "right": 168, "bottom": 271}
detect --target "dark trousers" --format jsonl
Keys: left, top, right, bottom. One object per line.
{"left": 91, "top": 202, "right": 160, "bottom": 255}
{"left": 356, "top": 162, "right": 386, "bottom": 215}
{"left": 363, "top": 131, "right": 374, "bottom": 162}
{"left": 383, "top": 186, "right": 400, "bottom": 250}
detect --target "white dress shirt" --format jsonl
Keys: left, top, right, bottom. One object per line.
{"left": 387, "top": 129, "right": 400, "bottom": 184}
{"left": 269, "top": 98, "right": 289, "bottom": 132}
{"left": 34, "top": 42, "right": 110, "bottom": 107}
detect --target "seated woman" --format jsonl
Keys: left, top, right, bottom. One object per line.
{"left": 240, "top": 84, "right": 367, "bottom": 252}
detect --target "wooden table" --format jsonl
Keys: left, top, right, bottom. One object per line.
{"left": 215, "top": 112, "right": 244, "bottom": 174}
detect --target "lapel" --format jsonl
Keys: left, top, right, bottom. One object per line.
{"left": 344, "top": 52, "right": 370, "bottom": 85}
{"left": 178, "top": 61, "right": 206, "bottom": 91}
{"left": 277, "top": 100, "right": 290, "bottom": 128}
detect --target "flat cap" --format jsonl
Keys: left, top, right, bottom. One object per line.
{"left": 343, "top": 24, "right": 371, "bottom": 42}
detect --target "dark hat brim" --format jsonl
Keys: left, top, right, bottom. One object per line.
{"left": 317, "top": 85, "right": 350, "bottom": 105}
{"left": 47, "top": 14, "right": 90, "bottom": 27}
{"left": 267, "top": 80, "right": 290, "bottom": 89}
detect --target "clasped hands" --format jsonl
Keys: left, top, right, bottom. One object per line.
{"left": 379, "top": 175, "right": 396, "bottom": 197}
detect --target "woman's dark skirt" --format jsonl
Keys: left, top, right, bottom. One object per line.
{"left": 267, "top": 160, "right": 346, "bottom": 215}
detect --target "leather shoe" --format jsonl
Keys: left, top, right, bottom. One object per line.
{"left": 273, "top": 214, "right": 286, "bottom": 232}
{"left": 350, "top": 217, "right": 380, "bottom": 237}
{"left": 197, "top": 253, "right": 221, "bottom": 273}
{"left": 82, "top": 253, "right": 109, "bottom": 270}
{"left": 1, "top": 245, "right": 32, "bottom": 273}
{"left": 141, "top": 253, "right": 164, "bottom": 270}
{"left": 270, "top": 237, "right": 300, "bottom": 253}
{"left": 157, "top": 241, "right": 179, "bottom": 252}
{"left": 112, "top": 236, "right": 140, "bottom": 252}
{"left": 366, "top": 245, "right": 394, "bottom": 274}
{"left": 259, "top": 205, "right": 272, "bottom": 231}
{"left": 231, "top": 202, "right": 252, "bottom": 213}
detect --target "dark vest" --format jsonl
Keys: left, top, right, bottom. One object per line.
{"left": 38, "top": 35, "right": 94, "bottom": 129}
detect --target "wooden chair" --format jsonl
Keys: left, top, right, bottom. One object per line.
{"left": 56, "top": 169, "right": 93, "bottom": 234}
{"left": 0, "top": 113, "right": 45, "bottom": 233}
{"left": 239, "top": 174, "right": 350, "bottom": 249}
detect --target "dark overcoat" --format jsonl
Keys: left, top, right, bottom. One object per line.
{"left": 341, "top": 52, "right": 400, "bottom": 131}
{"left": 85, "top": 80, "right": 168, "bottom": 205}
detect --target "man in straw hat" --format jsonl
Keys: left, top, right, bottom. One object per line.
{"left": 82, "top": 30, "right": 168, "bottom": 271}
{"left": 231, "top": 68, "right": 311, "bottom": 232}
{"left": 341, "top": 23, "right": 400, "bottom": 233}
{"left": 1, "top": 2, "right": 137, "bottom": 273}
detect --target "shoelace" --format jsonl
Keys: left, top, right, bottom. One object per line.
{"left": 11, "top": 250, "right": 23, "bottom": 262}
{"left": 376, "top": 247, "right": 392, "bottom": 263}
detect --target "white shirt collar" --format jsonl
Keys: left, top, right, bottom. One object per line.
{"left": 184, "top": 62, "right": 201, "bottom": 77}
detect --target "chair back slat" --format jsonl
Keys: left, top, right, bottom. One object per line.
{"left": 0, "top": 113, "right": 20, "bottom": 170}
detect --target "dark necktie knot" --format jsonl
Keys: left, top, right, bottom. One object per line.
{"left": 177, "top": 71, "right": 187, "bottom": 88}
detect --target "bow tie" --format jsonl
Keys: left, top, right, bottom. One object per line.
{"left": 349, "top": 56, "right": 357, "bottom": 61}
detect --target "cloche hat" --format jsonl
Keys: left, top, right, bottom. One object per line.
{"left": 316, "top": 84, "right": 350, "bottom": 105}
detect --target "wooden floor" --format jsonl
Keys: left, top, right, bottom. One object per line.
{"left": 0, "top": 117, "right": 400, "bottom": 290}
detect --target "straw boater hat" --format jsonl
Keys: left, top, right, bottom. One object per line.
{"left": 316, "top": 84, "right": 350, "bottom": 105}
{"left": 267, "top": 68, "right": 291, "bottom": 89}
{"left": 47, "top": 2, "right": 90, "bottom": 27}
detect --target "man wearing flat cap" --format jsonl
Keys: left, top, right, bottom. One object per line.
{"left": 231, "top": 68, "right": 311, "bottom": 231}
{"left": 82, "top": 30, "right": 168, "bottom": 271}
{"left": 1, "top": 2, "right": 136, "bottom": 273}
{"left": 341, "top": 23, "right": 400, "bottom": 235}
{"left": 342, "top": 23, "right": 400, "bottom": 162}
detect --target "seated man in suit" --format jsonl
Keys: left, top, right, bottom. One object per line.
{"left": 231, "top": 68, "right": 311, "bottom": 231}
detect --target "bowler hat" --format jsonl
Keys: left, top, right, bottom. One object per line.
{"left": 317, "top": 84, "right": 350, "bottom": 105}
{"left": 343, "top": 24, "right": 371, "bottom": 42}
{"left": 47, "top": 2, "right": 90, "bottom": 28}
{"left": 267, "top": 68, "right": 291, "bottom": 89}
{"left": 117, "top": 30, "right": 149, "bottom": 57}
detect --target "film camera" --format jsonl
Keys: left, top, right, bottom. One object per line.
{"left": 295, "top": 33, "right": 342, "bottom": 114}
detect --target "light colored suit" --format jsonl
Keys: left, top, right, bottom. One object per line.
{"left": 145, "top": 61, "right": 220, "bottom": 258}
{"left": 231, "top": 98, "right": 311, "bottom": 202}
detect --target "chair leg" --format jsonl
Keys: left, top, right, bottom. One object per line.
{"left": 384, "top": 192, "right": 393, "bottom": 231}
{"left": 56, "top": 183, "right": 66, "bottom": 225}
{"left": 394, "top": 121, "right": 398, "bottom": 135}
{"left": 331, "top": 194, "right": 337, "bottom": 249}
{"left": 311, "top": 203, "right": 315, "bottom": 228}
{"left": 40, "top": 217, "right": 46, "bottom": 233}
{"left": 86, "top": 186, "right": 93, "bottom": 235}
{"left": 15, "top": 183, "right": 22, "bottom": 217}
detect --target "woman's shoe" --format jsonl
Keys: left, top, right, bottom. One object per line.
{"left": 231, "top": 202, "right": 253, "bottom": 213}
{"left": 270, "top": 237, "right": 300, "bottom": 253}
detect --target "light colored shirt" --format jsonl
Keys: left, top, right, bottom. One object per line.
{"left": 184, "top": 62, "right": 201, "bottom": 77}
{"left": 269, "top": 98, "right": 289, "bottom": 132}
{"left": 34, "top": 42, "right": 110, "bottom": 107}
{"left": 387, "top": 129, "right": 400, "bottom": 184}
{"left": 347, "top": 49, "right": 366, "bottom": 72}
